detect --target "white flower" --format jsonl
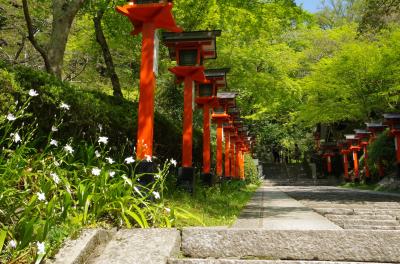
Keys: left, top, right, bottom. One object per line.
{"left": 29, "top": 89, "right": 39, "bottom": 97}
{"left": 170, "top": 158, "right": 177, "bottom": 167}
{"left": 66, "top": 185, "right": 71, "bottom": 194}
{"left": 109, "top": 171, "right": 115, "bottom": 178}
{"left": 91, "top": 167, "right": 101, "bottom": 176}
{"left": 124, "top": 156, "right": 135, "bottom": 164}
{"left": 64, "top": 144, "right": 74, "bottom": 155}
{"left": 8, "top": 240, "right": 17, "bottom": 249}
{"left": 165, "top": 207, "right": 171, "bottom": 214}
{"left": 11, "top": 132, "right": 21, "bottom": 143}
{"left": 36, "top": 241, "right": 45, "bottom": 255}
{"left": 154, "top": 173, "right": 161, "bottom": 179}
{"left": 105, "top": 157, "right": 115, "bottom": 164}
{"left": 95, "top": 150, "right": 101, "bottom": 158}
{"left": 98, "top": 124, "right": 103, "bottom": 132}
{"left": 50, "top": 139, "right": 58, "bottom": 146}
{"left": 37, "top": 192, "right": 46, "bottom": 201}
{"left": 145, "top": 155, "right": 152, "bottom": 162}
{"left": 51, "top": 126, "right": 58, "bottom": 132}
{"left": 152, "top": 191, "right": 160, "bottom": 199}
{"left": 50, "top": 172, "right": 60, "bottom": 184}
{"left": 133, "top": 186, "right": 141, "bottom": 194}
{"left": 60, "top": 102, "right": 70, "bottom": 110}
{"left": 98, "top": 136, "right": 108, "bottom": 145}
{"left": 54, "top": 160, "right": 60, "bottom": 167}
{"left": 6, "top": 113, "right": 16, "bottom": 121}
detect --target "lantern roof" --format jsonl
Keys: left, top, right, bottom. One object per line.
{"left": 345, "top": 134, "right": 357, "bottom": 140}
{"left": 205, "top": 68, "right": 230, "bottom": 89}
{"left": 217, "top": 92, "right": 237, "bottom": 99}
{"left": 162, "top": 30, "right": 221, "bottom": 61}
{"left": 366, "top": 122, "right": 386, "bottom": 129}
{"left": 116, "top": 1, "right": 181, "bottom": 35}
{"left": 383, "top": 113, "right": 400, "bottom": 120}
{"left": 354, "top": 129, "right": 371, "bottom": 135}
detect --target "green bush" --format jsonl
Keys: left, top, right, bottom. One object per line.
{"left": 367, "top": 130, "right": 396, "bottom": 178}
{"left": 0, "top": 63, "right": 202, "bottom": 163}
{"left": 244, "top": 154, "right": 261, "bottom": 184}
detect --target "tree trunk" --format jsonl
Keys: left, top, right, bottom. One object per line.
{"left": 93, "top": 2, "right": 123, "bottom": 98}
{"left": 22, "top": 0, "right": 85, "bottom": 78}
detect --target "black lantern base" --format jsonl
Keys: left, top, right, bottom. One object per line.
{"left": 201, "top": 173, "right": 213, "bottom": 186}
{"left": 223, "top": 176, "right": 233, "bottom": 181}
{"left": 135, "top": 161, "right": 158, "bottom": 186}
{"left": 353, "top": 177, "right": 360, "bottom": 184}
{"left": 177, "top": 167, "right": 195, "bottom": 192}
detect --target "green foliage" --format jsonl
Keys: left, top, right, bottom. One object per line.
{"left": 244, "top": 154, "right": 261, "bottom": 184}
{"left": 367, "top": 131, "right": 396, "bottom": 176}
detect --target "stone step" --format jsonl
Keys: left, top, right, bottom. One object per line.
{"left": 314, "top": 208, "right": 354, "bottom": 215}
{"left": 353, "top": 209, "right": 400, "bottom": 216}
{"left": 182, "top": 228, "right": 400, "bottom": 263}
{"left": 332, "top": 219, "right": 400, "bottom": 227}
{"left": 325, "top": 214, "right": 397, "bottom": 221}
{"left": 168, "top": 259, "right": 393, "bottom": 264}
{"left": 343, "top": 225, "right": 400, "bottom": 230}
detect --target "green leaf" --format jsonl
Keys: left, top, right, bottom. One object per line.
{"left": 0, "top": 229, "right": 7, "bottom": 253}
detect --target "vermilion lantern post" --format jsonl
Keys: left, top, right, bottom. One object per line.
{"left": 355, "top": 129, "right": 372, "bottom": 181}
{"left": 162, "top": 30, "right": 221, "bottom": 189}
{"left": 116, "top": 0, "right": 182, "bottom": 161}
{"left": 345, "top": 134, "right": 361, "bottom": 182}
{"left": 321, "top": 142, "right": 336, "bottom": 175}
{"left": 211, "top": 103, "right": 231, "bottom": 179}
{"left": 338, "top": 140, "right": 351, "bottom": 181}
{"left": 196, "top": 69, "right": 230, "bottom": 185}
{"left": 383, "top": 113, "right": 400, "bottom": 179}
{"left": 366, "top": 122, "right": 387, "bottom": 178}
{"left": 218, "top": 92, "right": 237, "bottom": 179}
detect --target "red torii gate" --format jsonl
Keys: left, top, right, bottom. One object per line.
{"left": 383, "top": 113, "right": 400, "bottom": 179}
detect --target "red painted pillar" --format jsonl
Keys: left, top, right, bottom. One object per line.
{"left": 240, "top": 151, "right": 245, "bottom": 179}
{"left": 353, "top": 150, "right": 359, "bottom": 181}
{"left": 230, "top": 137, "right": 236, "bottom": 178}
{"left": 363, "top": 145, "right": 370, "bottom": 178}
{"left": 202, "top": 104, "right": 211, "bottom": 174}
{"left": 216, "top": 121, "right": 223, "bottom": 177}
{"left": 224, "top": 130, "right": 230, "bottom": 177}
{"left": 343, "top": 152, "right": 349, "bottom": 180}
{"left": 136, "top": 23, "right": 156, "bottom": 159}
{"left": 395, "top": 133, "right": 400, "bottom": 163}
{"left": 235, "top": 143, "right": 240, "bottom": 179}
{"left": 327, "top": 155, "right": 332, "bottom": 174}
{"left": 182, "top": 77, "right": 193, "bottom": 168}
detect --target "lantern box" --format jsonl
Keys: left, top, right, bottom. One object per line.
{"left": 162, "top": 30, "right": 221, "bottom": 66}
{"left": 213, "top": 106, "right": 226, "bottom": 114}
{"left": 205, "top": 68, "right": 230, "bottom": 90}
{"left": 354, "top": 129, "right": 371, "bottom": 145}
{"left": 345, "top": 134, "right": 361, "bottom": 150}
{"left": 198, "top": 83, "right": 214, "bottom": 98}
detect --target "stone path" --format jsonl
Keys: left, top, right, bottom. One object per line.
{"left": 232, "top": 184, "right": 340, "bottom": 230}
{"left": 279, "top": 186, "right": 400, "bottom": 230}
{"left": 51, "top": 181, "right": 400, "bottom": 264}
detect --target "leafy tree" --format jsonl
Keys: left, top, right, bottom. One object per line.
{"left": 22, "top": 0, "right": 87, "bottom": 78}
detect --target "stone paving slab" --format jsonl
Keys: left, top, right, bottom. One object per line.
{"left": 182, "top": 228, "right": 400, "bottom": 262}
{"left": 168, "top": 260, "right": 395, "bottom": 264}
{"left": 87, "top": 228, "right": 180, "bottom": 264}
{"left": 47, "top": 229, "right": 113, "bottom": 264}
{"left": 232, "top": 185, "right": 340, "bottom": 230}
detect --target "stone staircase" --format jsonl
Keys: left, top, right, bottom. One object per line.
{"left": 280, "top": 186, "right": 400, "bottom": 231}
{"left": 263, "top": 163, "right": 339, "bottom": 186}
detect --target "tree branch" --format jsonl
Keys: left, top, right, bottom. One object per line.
{"left": 21, "top": 0, "right": 53, "bottom": 74}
